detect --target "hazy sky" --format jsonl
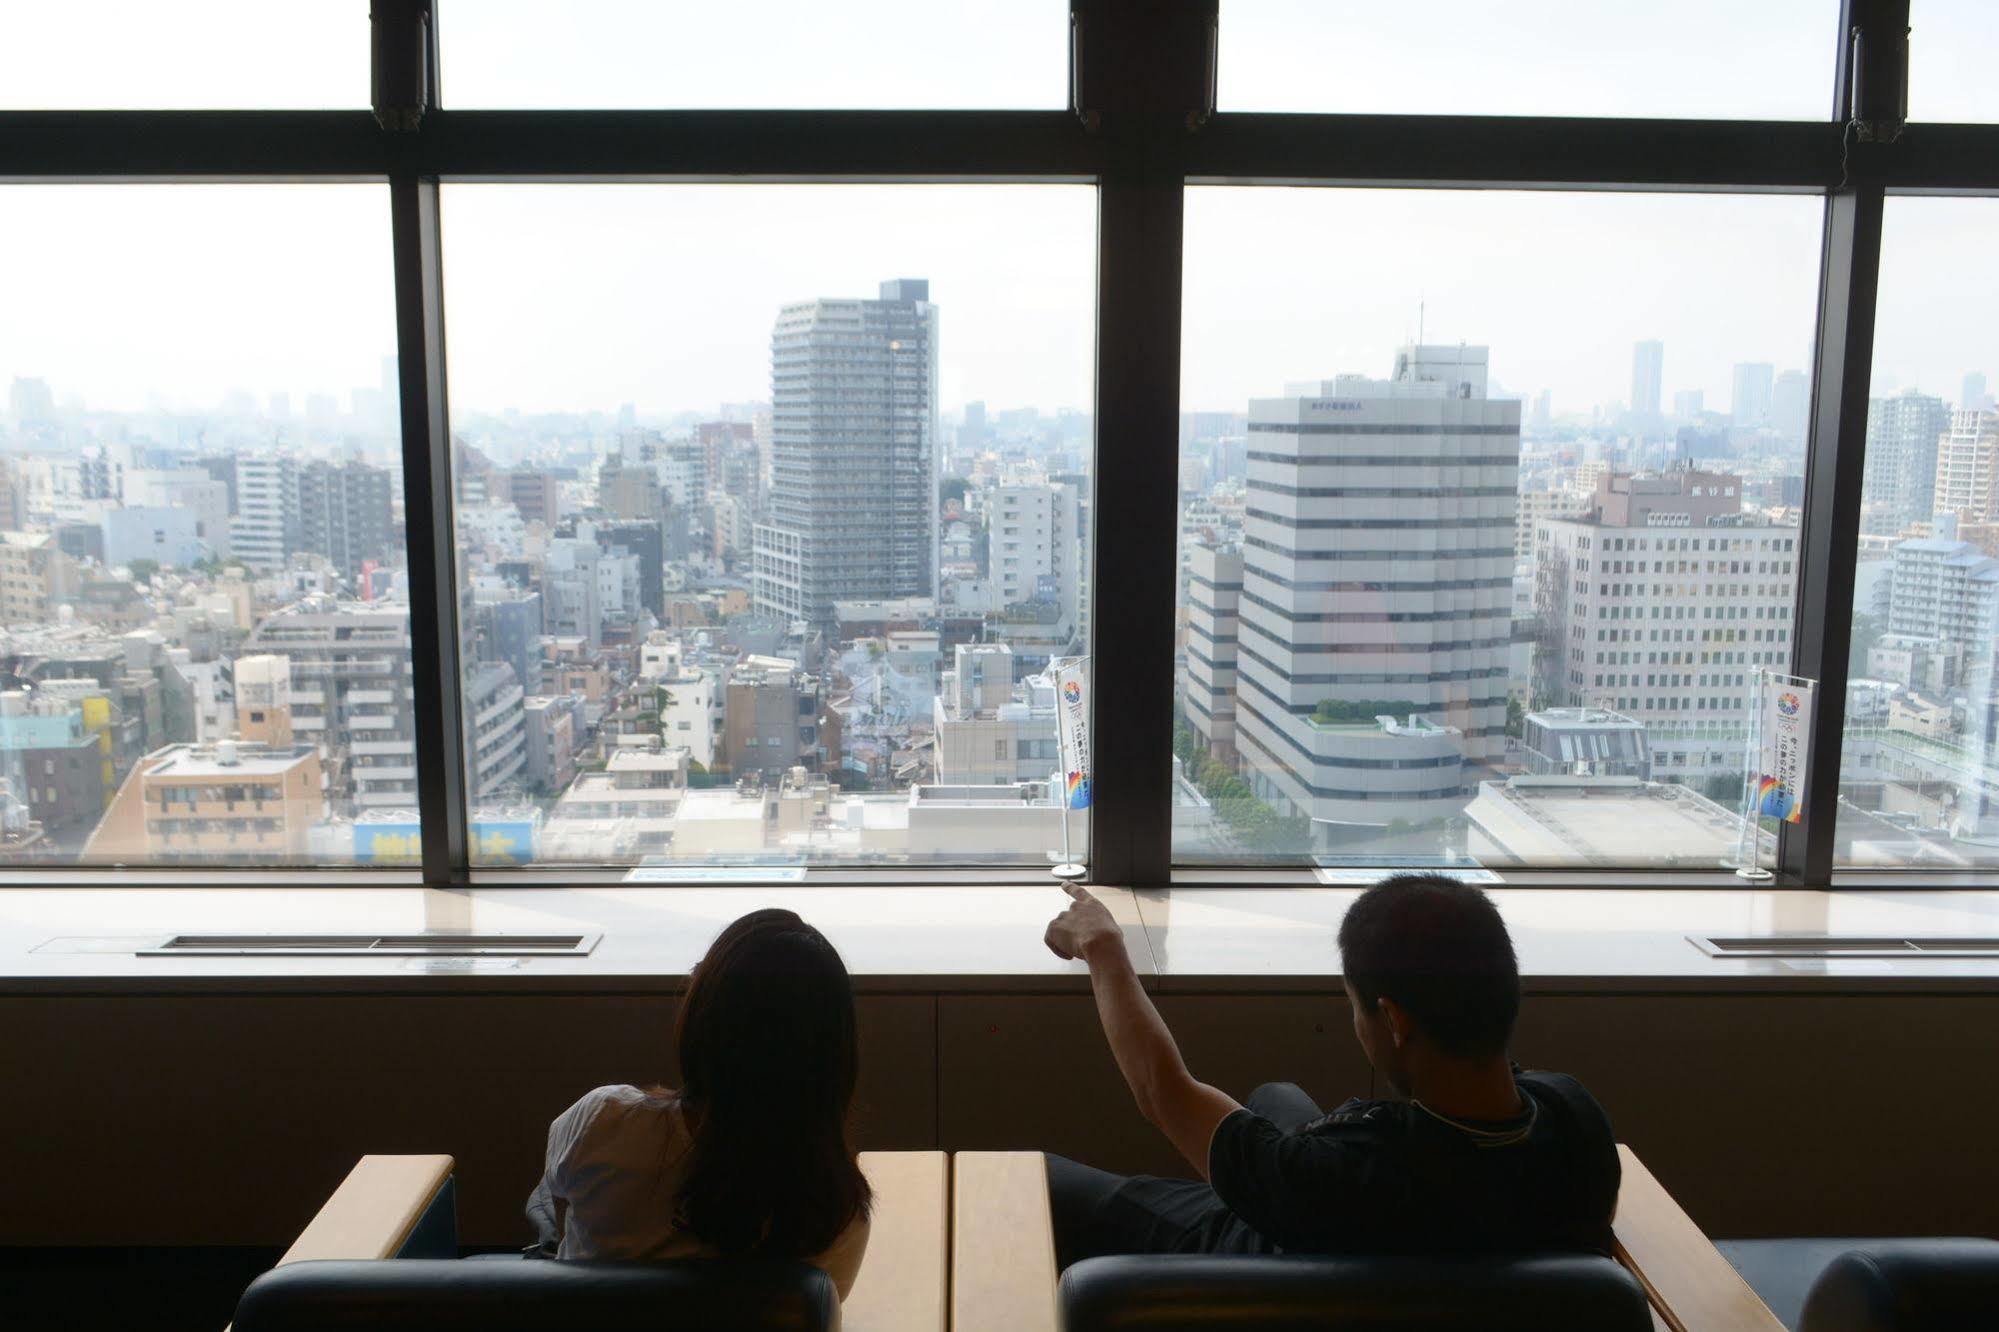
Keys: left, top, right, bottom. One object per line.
{"left": 3, "top": 2, "right": 1996, "bottom": 419}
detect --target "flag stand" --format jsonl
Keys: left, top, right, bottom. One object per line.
{"left": 1049, "top": 656, "right": 1090, "bottom": 882}
{"left": 1733, "top": 665, "right": 1815, "bottom": 881}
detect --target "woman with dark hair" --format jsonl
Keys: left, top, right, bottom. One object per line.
{"left": 527, "top": 909, "right": 873, "bottom": 1297}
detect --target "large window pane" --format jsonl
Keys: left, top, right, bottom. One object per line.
{"left": 1220, "top": 1, "right": 1837, "bottom": 119}
{"left": 0, "top": 184, "right": 407, "bottom": 867}
{"left": 0, "top": 1, "right": 365, "bottom": 110}
{"left": 442, "top": 184, "right": 1095, "bottom": 870}
{"left": 1175, "top": 186, "right": 1822, "bottom": 868}
{"left": 1838, "top": 197, "right": 1999, "bottom": 867}
{"left": 1910, "top": 0, "right": 1999, "bottom": 123}
{"left": 440, "top": 1, "right": 1067, "bottom": 110}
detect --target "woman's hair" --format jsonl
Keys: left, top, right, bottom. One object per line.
{"left": 671, "top": 908, "right": 871, "bottom": 1258}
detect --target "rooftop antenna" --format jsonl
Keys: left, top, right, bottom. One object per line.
{"left": 1417, "top": 299, "right": 1425, "bottom": 349}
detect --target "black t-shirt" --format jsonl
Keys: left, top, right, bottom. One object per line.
{"left": 1206, "top": 1069, "right": 1619, "bottom": 1257}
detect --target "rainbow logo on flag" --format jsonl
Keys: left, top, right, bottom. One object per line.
{"left": 1755, "top": 774, "right": 1799, "bottom": 823}
{"left": 1065, "top": 769, "right": 1092, "bottom": 810}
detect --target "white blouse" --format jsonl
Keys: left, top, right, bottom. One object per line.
{"left": 535, "top": 1084, "right": 872, "bottom": 1300}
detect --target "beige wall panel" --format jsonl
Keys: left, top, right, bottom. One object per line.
{"left": 0, "top": 994, "right": 935, "bottom": 1246}
{"left": 1513, "top": 995, "right": 1999, "bottom": 1238}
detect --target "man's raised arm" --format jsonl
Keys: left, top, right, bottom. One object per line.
{"left": 1044, "top": 885, "right": 1242, "bottom": 1175}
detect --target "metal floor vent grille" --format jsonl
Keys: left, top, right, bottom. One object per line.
{"left": 138, "top": 932, "right": 598, "bottom": 957}
{"left": 1692, "top": 935, "right": 1999, "bottom": 959}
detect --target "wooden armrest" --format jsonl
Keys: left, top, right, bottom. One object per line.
{"left": 846, "top": 1151, "right": 949, "bottom": 1332}
{"left": 1613, "top": 1144, "right": 1784, "bottom": 1332}
{"left": 951, "top": 1151, "right": 1059, "bottom": 1332}
{"left": 276, "top": 1154, "right": 456, "bottom": 1266}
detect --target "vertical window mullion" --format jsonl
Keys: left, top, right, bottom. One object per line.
{"left": 1781, "top": 0, "right": 1903, "bottom": 885}
{"left": 1076, "top": 1, "right": 1211, "bottom": 886}
{"left": 388, "top": 173, "right": 469, "bottom": 886}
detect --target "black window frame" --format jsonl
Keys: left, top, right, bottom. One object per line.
{"left": 3, "top": 0, "right": 1987, "bottom": 891}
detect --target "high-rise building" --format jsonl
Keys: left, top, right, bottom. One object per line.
{"left": 1230, "top": 346, "right": 1518, "bottom": 838}
{"left": 1771, "top": 368, "right": 1809, "bottom": 446}
{"left": 298, "top": 460, "right": 393, "bottom": 580}
{"left": 1861, "top": 390, "right": 1951, "bottom": 536}
{"left": 753, "top": 278, "right": 939, "bottom": 627}
{"left": 1536, "top": 468, "right": 1798, "bottom": 788}
{"left": 1630, "top": 340, "right": 1664, "bottom": 418}
{"left": 988, "top": 481, "right": 1083, "bottom": 633}
{"left": 1934, "top": 409, "right": 1999, "bottom": 525}
{"left": 1731, "top": 362, "right": 1774, "bottom": 428}
{"left": 230, "top": 454, "right": 299, "bottom": 572}
{"left": 1673, "top": 388, "right": 1705, "bottom": 420}
{"left": 1963, "top": 371, "right": 1991, "bottom": 413}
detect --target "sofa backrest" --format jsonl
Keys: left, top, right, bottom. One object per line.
{"left": 1059, "top": 1252, "right": 1654, "bottom": 1331}
{"left": 232, "top": 1257, "right": 839, "bottom": 1332}
{"left": 1802, "top": 1239, "right": 1999, "bottom": 1332}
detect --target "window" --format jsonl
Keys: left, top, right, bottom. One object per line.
{"left": 0, "top": 184, "right": 408, "bottom": 867}
{"left": 443, "top": 184, "right": 1094, "bottom": 868}
{"left": 1174, "top": 186, "right": 1821, "bottom": 867}
{"left": 4, "top": 4, "right": 1991, "bottom": 890}
{"left": 441, "top": 0, "right": 1068, "bottom": 109}
{"left": 1219, "top": 0, "right": 1837, "bottom": 119}
{"left": 1909, "top": 0, "right": 1999, "bottom": 123}
{"left": 1837, "top": 196, "right": 1999, "bottom": 868}
{"left": 0, "top": 1, "right": 365, "bottom": 110}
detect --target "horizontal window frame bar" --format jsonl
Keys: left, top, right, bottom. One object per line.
{"left": 1, "top": 111, "right": 1998, "bottom": 192}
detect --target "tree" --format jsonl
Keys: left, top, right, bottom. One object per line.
{"left": 940, "top": 476, "right": 970, "bottom": 508}
{"left": 1506, "top": 697, "right": 1525, "bottom": 739}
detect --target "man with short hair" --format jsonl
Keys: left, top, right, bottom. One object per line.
{"left": 1041, "top": 873, "right": 1618, "bottom": 1266}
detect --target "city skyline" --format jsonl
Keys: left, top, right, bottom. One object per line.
{"left": 11, "top": 186, "right": 1999, "bottom": 425}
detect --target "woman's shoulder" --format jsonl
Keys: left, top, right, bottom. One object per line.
{"left": 550, "top": 1085, "right": 682, "bottom": 1158}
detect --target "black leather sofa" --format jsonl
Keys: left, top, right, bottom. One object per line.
{"left": 231, "top": 1258, "right": 839, "bottom": 1332}
{"left": 1057, "top": 1252, "right": 1656, "bottom": 1332}
{"left": 1719, "top": 1236, "right": 1999, "bottom": 1331}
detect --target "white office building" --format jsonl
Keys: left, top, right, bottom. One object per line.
{"left": 1232, "top": 346, "right": 1519, "bottom": 836}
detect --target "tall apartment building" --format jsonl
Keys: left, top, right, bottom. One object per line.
{"left": 753, "top": 278, "right": 939, "bottom": 626}
{"left": 1536, "top": 468, "right": 1798, "bottom": 787}
{"left": 989, "top": 481, "right": 1083, "bottom": 638}
{"left": 1882, "top": 522, "right": 1999, "bottom": 688}
{"left": 245, "top": 597, "right": 527, "bottom": 811}
{"left": 1933, "top": 409, "right": 1999, "bottom": 526}
{"left": 1630, "top": 340, "right": 1663, "bottom": 418}
{"left": 1231, "top": 346, "right": 1519, "bottom": 836}
{"left": 230, "top": 453, "right": 298, "bottom": 571}
{"left": 1184, "top": 541, "right": 1242, "bottom": 762}
{"left": 297, "top": 460, "right": 393, "bottom": 580}
{"left": 245, "top": 598, "right": 412, "bottom": 810}
{"left": 1861, "top": 390, "right": 1952, "bottom": 536}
